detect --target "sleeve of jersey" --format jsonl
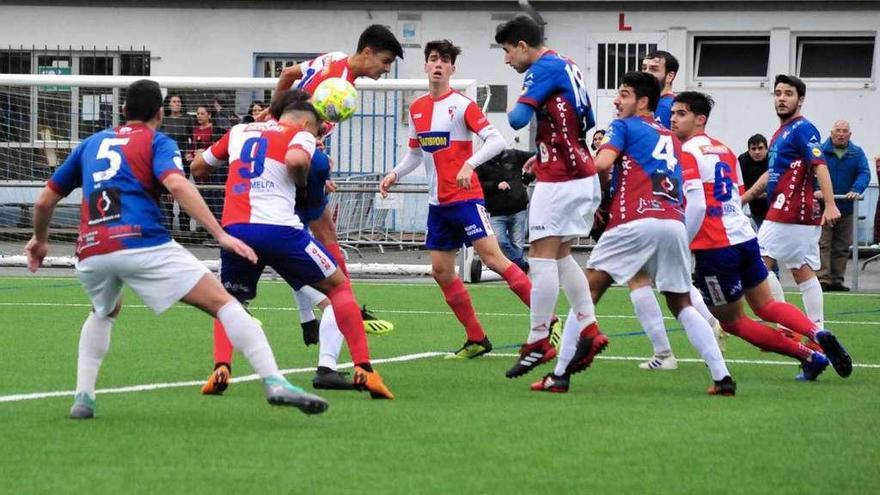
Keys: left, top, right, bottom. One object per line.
{"left": 392, "top": 147, "right": 423, "bottom": 178}
{"left": 203, "top": 130, "right": 231, "bottom": 167}
{"left": 681, "top": 151, "right": 702, "bottom": 188}
{"left": 470, "top": 126, "right": 507, "bottom": 167}
{"left": 517, "top": 64, "right": 556, "bottom": 109}
{"left": 599, "top": 119, "right": 627, "bottom": 155}
{"left": 801, "top": 124, "right": 826, "bottom": 167}
{"left": 152, "top": 134, "right": 186, "bottom": 182}
{"left": 47, "top": 142, "right": 84, "bottom": 197}
{"left": 288, "top": 131, "right": 317, "bottom": 158}
{"left": 464, "top": 102, "right": 491, "bottom": 134}
{"left": 407, "top": 111, "right": 419, "bottom": 148}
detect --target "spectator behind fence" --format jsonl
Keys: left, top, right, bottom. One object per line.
{"left": 588, "top": 129, "right": 611, "bottom": 241}
{"left": 211, "top": 95, "right": 238, "bottom": 132}
{"left": 241, "top": 101, "right": 265, "bottom": 124}
{"left": 475, "top": 148, "right": 534, "bottom": 272}
{"left": 161, "top": 95, "right": 194, "bottom": 230}
{"left": 189, "top": 106, "right": 224, "bottom": 226}
{"left": 738, "top": 134, "right": 770, "bottom": 228}
{"left": 817, "top": 120, "right": 870, "bottom": 291}
{"left": 875, "top": 156, "right": 880, "bottom": 246}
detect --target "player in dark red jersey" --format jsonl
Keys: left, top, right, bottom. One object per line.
{"left": 742, "top": 75, "right": 842, "bottom": 343}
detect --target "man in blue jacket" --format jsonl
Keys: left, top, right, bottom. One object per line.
{"left": 818, "top": 120, "right": 870, "bottom": 291}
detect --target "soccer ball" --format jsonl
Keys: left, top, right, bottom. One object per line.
{"left": 311, "top": 78, "right": 358, "bottom": 123}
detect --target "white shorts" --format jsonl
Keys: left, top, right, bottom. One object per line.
{"left": 528, "top": 176, "right": 601, "bottom": 242}
{"left": 586, "top": 218, "right": 692, "bottom": 293}
{"left": 757, "top": 220, "right": 821, "bottom": 270}
{"left": 75, "top": 241, "right": 210, "bottom": 318}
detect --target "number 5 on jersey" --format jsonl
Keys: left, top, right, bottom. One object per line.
{"left": 92, "top": 137, "right": 131, "bottom": 183}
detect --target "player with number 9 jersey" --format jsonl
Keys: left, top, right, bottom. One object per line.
{"left": 48, "top": 123, "right": 185, "bottom": 260}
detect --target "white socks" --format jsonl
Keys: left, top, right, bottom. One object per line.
{"left": 294, "top": 286, "right": 325, "bottom": 324}
{"left": 798, "top": 276, "right": 824, "bottom": 328}
{"left": 317, "top": 305, "right": 345, "bottom": 370}
{"left": 553, "top": 256, "right": 596, "bottom": 376}
{"left": 677, "top": 306, "right": 729, "bottom": 381}
{"left": 75, "top": 312, "right": 114, "bottom": 398}
{"left": 630, "top": 286, "right": 672, "bottom": 356}
{"left": 689, "top": 285, "right": 719, "bottom": 329}
{"left": 217, "top": 300, "right": 280, "bottom": 379}
{"left": 766, "top": 270, "right": 786, "bottom": 302}
{"left": 553, "top": 308, "right": 582, "bottom": 376}
{"left": 528, "top": 258, "right": 559, "bottom": 344}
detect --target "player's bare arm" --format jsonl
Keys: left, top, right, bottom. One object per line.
{"left": 814, "top": 164, "right": 841, "bottom": 226}
{"left": 285, "top": 147, "right": 312, "bottom": 187}
{"left": 741, "top": 171, "right": 768, "bottom": 204}
{"left": 161, "top": 173, "right": 258, "bottom": 263}
{"left": 190, "top": 152, "right": 210, "bottom": 181}
{"left": 379, "top": 171, "right": 397, "bottom": 198}
{"left": 25, "top": 186, "right": 64, "bottom": 272}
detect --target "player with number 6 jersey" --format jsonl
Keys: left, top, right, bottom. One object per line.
{"left": 672, "top": 91, "right": 850, "bottom": 381}
{"left": 197, "top": 90, "right": 395, "bottom": 400}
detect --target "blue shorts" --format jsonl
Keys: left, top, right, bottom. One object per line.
{"left": 295, "top": 201, "right": 327, "bottom": 226}
{"left": 426, "top": 200, "right": 494, "bottom": 251}
{"left": 693, "top": 237, "right": 768, "bottom": 306}
{"left": 220, "top": 223, "right": 337, "bottom": 302}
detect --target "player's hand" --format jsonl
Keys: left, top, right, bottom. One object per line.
{"left": 498, "top": 181, "right": 510, "bottom": 191}
{"left": 379, "top": 172, "right": 397, "bottom": 198}
{"left": 821, "top": 203, "right": 841, "bottom": 227}
{"left": 456, "top": 162, "right": 475, "bottom": 190}
{"left": 813, "top": 191, "right": 824, "bottom": 200}
{"left": 254, "top": 107, "right": 272, "bottom": 122}
{"left": 523, "top": 155, "right": 537, "bottom": 175}
{"left": 325, "top": 179, "right": 337, "bottom": 194}
{"left": 218, "top": 233, "right": 259, "bottom": 264}
{"left": 845, "top": 191, "right": 860, "bottom": 200}
{"left": 24, "top": 237, "right": 48, "bottom": 273}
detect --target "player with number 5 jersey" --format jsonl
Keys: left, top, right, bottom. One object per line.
{"left": 199, "top": 90, "right": 395, "bottom": 400}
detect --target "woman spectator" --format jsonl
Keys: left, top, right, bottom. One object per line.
{"left": 241, "top": 100, "right": 265, "bottom": 124}
{"left": 189, "top": 106, "right": 224, "bottom": 224}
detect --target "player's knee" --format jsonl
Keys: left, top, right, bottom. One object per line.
{"left": 432, "top": 264, "right": 455, "bottom": 285}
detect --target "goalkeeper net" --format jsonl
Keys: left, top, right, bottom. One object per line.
{"left": 0, "top": 73, "right": 479, "bottom": 274}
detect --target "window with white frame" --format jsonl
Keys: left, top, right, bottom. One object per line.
{"left": 694, "top": 36, "right": 769, "bottom": 78}
{"left": 596, "top": 42, "right": 659, "bottom": 90}
{"left": 797, "top": 36, "right": 875, "bottom": 79}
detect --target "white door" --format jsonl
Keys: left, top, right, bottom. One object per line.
{"left": 584, "top": 34, "right": 667, "bottom": 132}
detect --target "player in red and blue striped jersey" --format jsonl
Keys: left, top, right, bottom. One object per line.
{"left": 672, "top": 91, "right": 851, "bottom": 381}
{"left": 26, "top": 80, "right": 328, "bottom": 418}
{"left": 496, "top": 16, "right": 605, "bottom": 384}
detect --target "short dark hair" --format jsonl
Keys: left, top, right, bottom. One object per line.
{"left": 494, "top": 15, "right": 543, "bottom": 48}
{"left": 673, "top": 91, "right": 714, "bottom": 118}
{"left": 593, "top": 129, "right": 606, "bottom": 137}
{"left": 269, "top": 89, "right": 321, "bottom": 124}
{"left": 644, "top": 50, "right": 679, "bottom": 75}
{"left": 357, "top": 24, "right": 404, "bottom": 60}
{"left": 747, "top": 133, "right": 768, "bottom": 148}
{"left": 620, "top": 71, "right": 661, "bottom": 112}
{"left": 424, "top": 39, "right": 462, "bottom": 64}
{"left": 774, "top": 74, "right": 806, "bottom": 98}
{"left": 124, "top": 79, "right": 163, "bottom": 122}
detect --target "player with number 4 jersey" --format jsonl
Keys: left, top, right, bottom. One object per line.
{"left": 672, "top": 91, "right": 850, "bottom": 381}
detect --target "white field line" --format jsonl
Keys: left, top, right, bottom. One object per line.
{"left": 3, "top": 275, "right": 880, "bottom": 296}
{"left": 0, "top": 301, "right": 877, "bottom": 327}
{"left": 0, "top": 352, "right": 444, "bottom": 404}
{"left": 2, "top": 351, "right": 877, "bottom": 405}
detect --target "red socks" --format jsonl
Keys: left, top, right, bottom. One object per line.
{"left": 754, "top": 301, "right": 818, "bottom": 340}
{"left": 325, "top": 243, "right": 349, "bottom": 277}
{"left": 213, "top": 319, "right": 234, "bottom": 366}
{"left": 326, "top": 279, "right": 370, "bottom": 365}
{"left": 501, "top": 263, "right": 531, "bottom": 307}
{"left": 440, "top": 278, "right": 486, "bottom": 342}
{"left": 722, "top": 316, "right": 813, "bottom": 361}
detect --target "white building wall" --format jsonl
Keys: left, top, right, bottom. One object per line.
{"left": 1, "top": 3, "right": 877, "bottom": 204}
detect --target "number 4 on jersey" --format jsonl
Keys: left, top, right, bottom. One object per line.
{"left": 651, "top": 135, "right": 678, "bottom": 171}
